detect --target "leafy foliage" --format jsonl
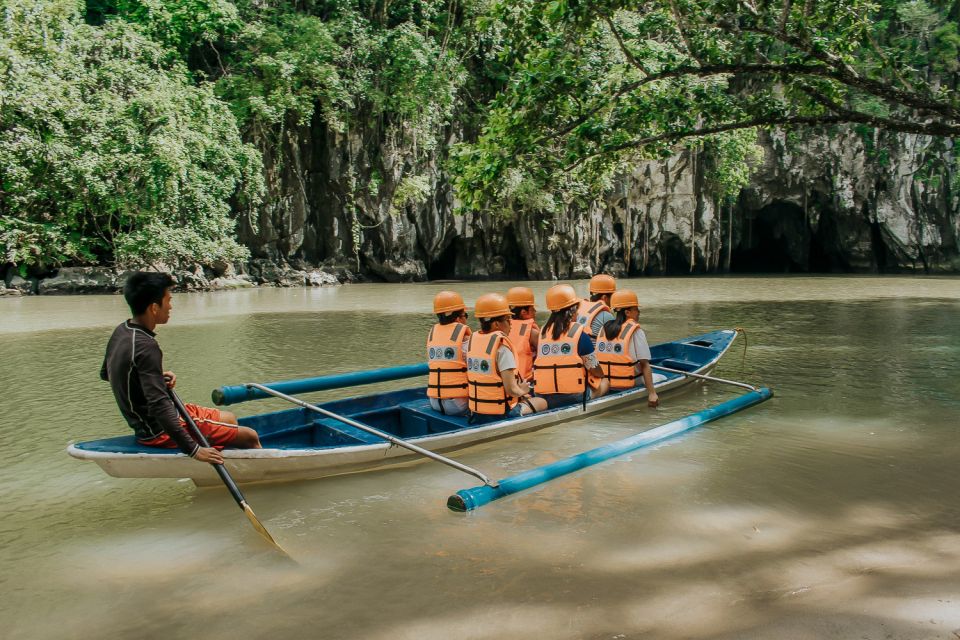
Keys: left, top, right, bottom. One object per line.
{"left": 452, "top": 0, "right": 959, "bottom": 212}
{"left": 0, "top": 0, "right": 260, "bottom": 270}
{"left": 0, "top": 0, "right": 954, "bottom": 273}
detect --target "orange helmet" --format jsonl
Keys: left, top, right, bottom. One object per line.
{"left": 433, "top": 290, "right": 466, "bottom": 315}
{"left": 474, "top": 293, "right": 511, "bottom": 319}
{"left": 610, "top": 290, "right": 640, "bottom": 311}
{"left": 545, "top": 284, "right": 579, "bottom": 312}
{"left": 589, "top": 274, "right": 617, "bottom": 294}
{"left": 506, "top": 286, "right": 535, "bottom": 308}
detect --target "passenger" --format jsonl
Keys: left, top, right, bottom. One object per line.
{"left": 466, "top": 293, "right": 547, "bottom": 420}
{"left": 101, "top": 271, "right": 261, "bottom": 463}
{"left": 506, "top": 286, "right": 540, "bottom": 382}
{"left": 426, "top": 290, "right": 471, "bottom": 416}
{"left": 575, "top": 274, "right": 617, "bottom": 342}
{"left": 597, "top": 290, "right": 660, "bottom": 408}
{"left": 533, "top": 284, "right": 610, "bottom": 410}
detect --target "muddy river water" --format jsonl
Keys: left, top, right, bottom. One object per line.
{"left": 1, "top": 275, "right": 958, "bottom": 639}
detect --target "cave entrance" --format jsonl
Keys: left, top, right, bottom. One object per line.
{"left": 497, "top": 225, "right": 529, "bottom": 278}
{"left": 427, "top": 241, "right": 459, "bottom": 280}
{"left": 808, "top": 208, "right": 853, "bottom": 272}
{"left": 730, "top": 202, "right": 809, "bottom": 273}
{"left": 661, "top": 234, "right": 691, "bottom": 275}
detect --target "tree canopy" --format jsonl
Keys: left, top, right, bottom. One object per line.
{"left": 0, "top": 0, "right": 956, "bottom": 272}
{"left": 0, "top": 0, "right": 262, "bottom": 272}
{"left": 452, "top": 0, "right": 960, "bottom": 211}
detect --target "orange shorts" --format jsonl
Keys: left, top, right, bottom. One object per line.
{"left": 138, "top": 403, "right": 238, "bottom": 450}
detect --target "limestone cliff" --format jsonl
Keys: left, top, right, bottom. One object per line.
{"left": 240, "top": 121, "right": 959, "bottom": 280}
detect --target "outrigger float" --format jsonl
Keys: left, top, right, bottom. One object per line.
{"left": 69, "top": 329, "right": 772, "bottom": 503}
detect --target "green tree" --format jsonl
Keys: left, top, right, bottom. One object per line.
{"left": 452, "top": 0, "right": 959, "bottom": 211}
{"left": 0, "top": 0, "right": 261, "bottom": 271}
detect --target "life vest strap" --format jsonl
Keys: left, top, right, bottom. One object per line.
{"left": 429, "top": 382, "right": 469, "bottom": 389}
{"left": 535, "top": 363, "right": 583, "bottom": 370}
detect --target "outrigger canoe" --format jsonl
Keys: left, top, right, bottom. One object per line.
{"left": 69, "top": 329, "right": 739, "bottom": 486}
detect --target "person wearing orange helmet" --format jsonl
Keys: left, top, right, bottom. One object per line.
{"left": 506, "top": 286, "right": 540, "bottom": 382}
{"left": 575, "top": 274, "right": 617, "bottom": 343}
{"left": 466, "top": 293, "right": 547, "bottom": 421}
{"left": 533, "top": 284, "right": 610, "bottom": 410}
{"left": 597, "top": 290, "right": 661, "bottom": 408}
{"left": 426, "top": 291, "right": 472, "bottom": 416}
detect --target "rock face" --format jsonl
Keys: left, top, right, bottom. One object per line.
{"left": 237, "top": 123, "right": 958, "bottom": 279}
{"left": 11, "top": 262, "right": 342, "bottom": 296}
{"left": 4, "top": 125, "right": 954, "bottom": 294}
{"left": 38, "top": 267, "right": 118, "bottom": 294}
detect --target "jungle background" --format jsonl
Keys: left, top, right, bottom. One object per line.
{"left": 1, "top": 0, "right": 958, "bottom": 290}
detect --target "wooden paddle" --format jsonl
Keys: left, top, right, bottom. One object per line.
{"left": 167, "top": 386, "right": 293, "bottom": 560}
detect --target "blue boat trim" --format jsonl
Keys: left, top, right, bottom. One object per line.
{"left": 73, "top": 330, "right": 742, "bottom": 458}
{"left": 212, "top": 363, "right": 431, "bottom": 406}
{"left": 447, "top": 387, "right": 774, "bottom": 512}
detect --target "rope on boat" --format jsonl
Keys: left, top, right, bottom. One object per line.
{"left": 735, "top": 327, "right": 748, "bottom": 379}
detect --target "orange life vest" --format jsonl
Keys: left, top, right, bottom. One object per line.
{"left": 507, "top": 318, "right": 538, "bottom": 381}
{"left": 426, "top": 322, "right": 471, "bottom": 399}
{"left": 575, "top": 299, "right": 610, "bottom": 337}
{"left": 596, "top": 320, "right": 642, "bottom": 389}
{"left": 533, "top": 323, "right": 592, "bottom": 395}
{"left": 466, "top": 331, "right": 519, "bottom": 415}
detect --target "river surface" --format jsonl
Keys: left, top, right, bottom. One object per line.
{"left": 1, "top": 276, "right": 959, "bottom": 639}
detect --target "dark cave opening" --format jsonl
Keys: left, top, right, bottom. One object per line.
{"left": 497, "top": 225, "right": 529, "bottom": 279}
{"left": 730, "top": 202, "right": 809, "bottom": 273}
{"left": 426, "top": 241, "right": 459, "bottom": 280}
{"left": 661, "top": 234, "right": 691, "bottom": 275}
{"left": 807, "top": 208, "right": 851, "bottom": 272}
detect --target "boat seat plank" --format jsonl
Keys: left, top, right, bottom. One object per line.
{"left": 314, "top": 419, "right": 385, "bottom": 445}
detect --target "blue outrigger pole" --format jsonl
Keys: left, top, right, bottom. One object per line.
{"left": 448, "top": 386, "right": 773, "bottom": 512}
{"left": 212, "top": 363, "right": 429, "bottom": 406}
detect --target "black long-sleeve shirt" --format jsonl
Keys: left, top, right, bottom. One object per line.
{"left": 100, "top": 321, "right": 199, "bottom": 456}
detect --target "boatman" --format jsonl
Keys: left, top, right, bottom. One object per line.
{"left": 100, "top": 272, "right": 261, "bottom": 463}
{"left": 506, "top": 286, "right": 540, "bottom": 382}
{"left": 426, "top": 290, "right": 472, "bottom": 416}
{"left": 466, "top": 293, "right": 547, "bottom": 421}
{"left": 596, "top": 290, "right": 660, "bottom": 408}
{"left": 575, "top": 274, "right": 617, "bottom": 343}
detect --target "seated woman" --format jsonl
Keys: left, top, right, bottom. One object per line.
{"left": 426, "top": 291, "right": 471, "bottom": 416}
{"left": 506, "top": 286, "right": 540, "bottom": 382}
{"left": 596, "top": 290, "right": 660, "bottom": 408}
{"left": 533, "top": 284, "right": 610, "bottom": 410}
{"left": 466, "top": 293, "right": 547, "bottom": 421}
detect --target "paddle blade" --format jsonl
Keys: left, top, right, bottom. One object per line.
{"left": 241, "top": 502, "right": 295, "bottom": 561}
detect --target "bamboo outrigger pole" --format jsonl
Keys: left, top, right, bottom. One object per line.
{"left": 448, "top": 387, "right": 773, "bottom": 512}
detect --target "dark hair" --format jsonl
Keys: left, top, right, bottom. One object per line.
{"left": 510, "top": 305, "right": 532, "bottom": 320}
{"left": 437, "top": 311, "right": 464, "bottom": 325}
{"left": 124, "top": 272, "right": 174, "bottom": 315}
{"left": 543, "top": 305, "right": 578, "bottom": 341}
{"left": 479, "top": 314, "right": 510, "bottom": 333}
{"left": 590, "top": 293, "right": 609, "bottom": 303}
{"left": 603, "top": 309, "right": 632, "bottom": 340}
